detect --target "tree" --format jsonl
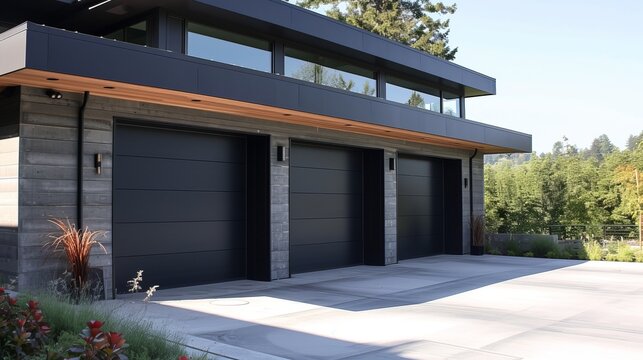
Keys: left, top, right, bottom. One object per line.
{"left": 626, "top": 131, "right": 643, "bottom": 151}
{"left": 292, "top": 0, "right": 458, "bottom": 60}
{"left": 587, "top": 134, "right": 617, "bottom": 161}
{"left": 407, "top": 91, "right": 425, "bottom": 107}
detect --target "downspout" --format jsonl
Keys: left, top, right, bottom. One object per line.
{"left": 77, "top": 91, "right": 90, "bottom": 230}
{"left": 468, "top": 148, "right": 478, "bottom": 251}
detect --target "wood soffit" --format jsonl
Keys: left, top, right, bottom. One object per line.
{"left": 0, "top": 69, "right": 508, "bottom": 152}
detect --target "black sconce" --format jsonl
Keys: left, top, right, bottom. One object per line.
{"left": 277, "top": 146, "right": 286, "bottom": 161}
{"left": 46, "top": 89, "right": 63, "bottom": 99}
{"left": 95, "top": 153, "right": 102, "bottom": 175}
{"left": 389, "top": 157, "right": 396, "bottom": 171}
{"left": 464, "top": 177, "right": 468, "bottom": 188}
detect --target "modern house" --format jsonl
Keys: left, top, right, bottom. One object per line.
{"left": 0, "top": 0, "right": 531, "bottom": 297}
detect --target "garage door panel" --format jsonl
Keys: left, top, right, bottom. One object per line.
{"left": 397, "top": 175, "right": 443, "bottom": 197}
{"left": 114, "top": 157, "right": 244, "bottom": 192}
{"left": 398, "top": 215, "right": 444, "bottom": 237}
{"left": 114, "top": 190, "right": 244, "bottom": 223}
{"left": 290, "top": 144, "right": 361, "bottom": 170}
{"left": 290, "top": 193, "right": 362, "bottom": 219}
{"left": 397, "top": 155, "right": 445, "bottom": 260}
{"left": 114, "top": 124, "right": 247, "bottom": 292}
{"left": 114, "top": 248, "right": 245, "bottom": 290}
{"left": 113, "top": 221, "right": 245, "bottom": 257}
{"left": 290, "top": 142, "right": 363, "bottom": 273}
{"left": 397, "top": 157, "right": 444, "bottom": 177}
{"left": 290, "top": 241, "right": 362, "bottom": 273}
{"left": 290, "top": 218, "right": 362, "bottom": 246}
{"left": 397, "top": 195, "right": 444, "bottom": 216}
{"left": 290, "top": 167, "right": 362, "bottom": 194}
{"left": 115, "top": 125, "right": 245, "bottom": 163}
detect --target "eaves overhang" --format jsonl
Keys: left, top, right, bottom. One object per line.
{"left": 0, "top": 23, "right": 531, "bottom": 154}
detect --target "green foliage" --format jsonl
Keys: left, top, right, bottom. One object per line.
{"left": 530, "top": 238, "right": 558, "bottom": 258}
{"left": 0, "top": 291, "right": 52, "bottom": 359}
{"left": 583, "top": 241, "right": 604, "bottom": 261}
{"left": 505, "top": 238, "right": 521, "bottom": 255}
{"left": 485, "top": 133, "right": 643, "bottom": 234}
{"left": 615, "top": 242, "right": 636, "bottom": 262}
{"left": 293, "top": 0, "right": 458, "bottom": 60}
{"left": 34, "top": 294, "right": 186, "bottom": 360}
{"left": 523, "top": 251, "right": 534, "bottom": 257}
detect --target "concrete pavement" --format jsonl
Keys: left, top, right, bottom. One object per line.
{"left": 106, "top": 255, "right": 643, "bottom": 359}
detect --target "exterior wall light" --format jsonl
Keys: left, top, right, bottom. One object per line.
{"left": 46, "top": 89, "right": 63, "bottom": 99}
{"left": 389, "top": 157, "right": 396, "bottom": 171}
{"left": 95, "top": 153, "right": 102, "bottom": 174}
{"left": 277, "top": 145, "right": 286, "bottom": 161}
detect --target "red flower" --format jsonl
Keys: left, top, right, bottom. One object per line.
{"left": 27, "top": 300, "right": 38, "bottom": 310}
{"left": 87, "top": 320, "right": 104, "bottom": 329}
{"left": 0, "top": 287, "right": 4, "bottom": 294}
{"left": 33, "top": 310, "right": 43, "bottom": 321}
{"left": 90, "top": 327, "right": 102, "bottom": 337}
{"left": 106, "top": 332, "right": 125, "bottom": 349}
{"left": 178, "top": 356, "right": 189, "bottom": 360}
{"left": 8, "top": 297, "right": 17, "bottom": 306}
{"left": 17, "top": 319, "right": 25, "bottom": 328}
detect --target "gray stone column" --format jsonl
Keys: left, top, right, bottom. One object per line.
{"left": 384, "top": 151, "right": 397, "bottom": 264}
{"left": 270, "top": 136, "right": 289, "bottom": 279}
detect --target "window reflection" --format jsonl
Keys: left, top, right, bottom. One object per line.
{"left": 285, "top": 47, "right": 376, "bottom": 96}
{"left": 386, "top": 76, "right": 440, "bottom": 112}
{"left": 187, "top": 23, "right": 271, "bottom": 73}
{"left": 442, "top": 91, "right": 461, "bottom": 117}
{"left": 104, "top": 21, "right": 148, "bottom": 46}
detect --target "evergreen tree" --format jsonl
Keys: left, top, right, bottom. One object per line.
{"left": 407, "top": 91, "right": 425, "bottom": 107}
{"left": 292, "top": 0, "right": 458, "bottom": 60}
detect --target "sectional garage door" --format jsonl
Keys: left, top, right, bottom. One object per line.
{"left": 397, "top": 155, "right": 445, "bottom": 260}
{"left": 113, "top": 123, "right": 247, "bottom": 292}
{"left": 290, "top": 142, "right": 363, "bottom": 273}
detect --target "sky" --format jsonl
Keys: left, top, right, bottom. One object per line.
{"left": 445, "top": 0, "right": 643, "bottom": 153}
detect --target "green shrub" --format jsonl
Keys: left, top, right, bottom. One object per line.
{"left": 545, "top": 250, "right": 559, "bottom": 259}
{"left": 0, "top": 290, "right": 52, "bottom": 359}
{"left": 523, "top": 251, "right": 534, "bottom": 257}
{"left": 486, "top": 248, "right": 501, "bottom": 256}
{"left": 530, "top": 238, "right": 558, "bottom": 258}
{"left": 615, "top": 242, "right": 635, "bottom": 262}
{"left": 636, "top": 251, "right": 643, "bottom": 263}
{"left": 505, "top": 238, "right": 520, "bottom": 256}
{"left": 583, "top": 241, "right": 604, "bottom": 261}
{"left": 33, "top": 294, "right": 186, "bottom": 360}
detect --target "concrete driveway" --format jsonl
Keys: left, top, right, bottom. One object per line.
{"left": 108, "top": 255, "right": 643, "bottom": 359}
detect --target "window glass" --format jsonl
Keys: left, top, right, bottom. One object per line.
{"left": 104, "top": 21, "right": 148, "bottom": 46}
{"left": 442, "top": 91, "right": 461, "bottom": 117}
{"left": 285, "top": 47, "right": 376, "bottom": 96}
{"left": 385, "top": 76, "right": 440, "bottom": 112}
{"left": 187, "top": 22, "right": 271, "bottom": 73}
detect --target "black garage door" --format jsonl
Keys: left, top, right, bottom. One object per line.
{"left": 113, "top": 123, "right": 246, "bottom": 292}
{"left": 290, "top": 142, "right": 363, "bottom": 273}
{"left": 397, "top": 155, "right": 445, "bottom": 260}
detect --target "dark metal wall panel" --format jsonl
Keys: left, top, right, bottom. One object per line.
{"left": 113, "top": 123, "right": 247, "bottom": 292}
{"left": 397, "top": 155, "right": 445, "bottom": 260}
{"left": 6, "top": 24, "right": 532, "bottom": 152}
{"left": 290, "top": 142, "right": 363, "bottom": 273}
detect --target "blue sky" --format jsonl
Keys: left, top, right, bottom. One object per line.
{"left": 446, "top": 0, "right": 643, "bottom": 153}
